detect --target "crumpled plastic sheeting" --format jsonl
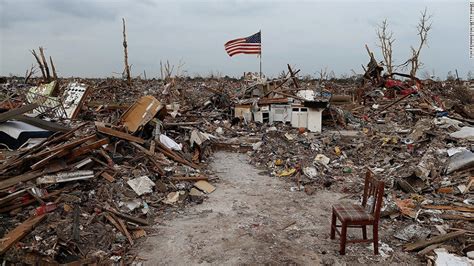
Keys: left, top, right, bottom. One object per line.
{"left": 446, "top": 150, "right": 474, "bottom": 174}
{"left": 450, "top": 127, "right": 474, "bottom": 140}
{"left": 159, "top": 134, "right": 182, "bottom": 151}
{"left": 433, "top": 248, "right": 473, "bottom": 266}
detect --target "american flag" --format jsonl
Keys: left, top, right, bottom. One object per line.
{"left": 224, "top": 31, "right": 261, "bottom": 57}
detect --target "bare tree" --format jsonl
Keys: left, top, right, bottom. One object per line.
{"left": 446, "top": 71, "right": 456, "bottom": 81}
{"left": 31, "top": 49, "right": 46, "bottom": 80}
{"left": 30, "top": 47, "right": 56, "bottom": 82}
{"left": 122, "top": 18, "right": 131, "bottom": 86}
{"left": 467, "top": 71, "right": 473, "bottom": 80}
{"left": 38, "top": 47, "right": 50, "bottom": 80}
{"left": 24, "top": 64, "right": 37, "bottom": 84}
{"left": 317, "top": 67, "right": 328, "bottom": 81}
{"left": 421, "top": 70, "right": 431, "bottom": 80}
{"left": 376, "top": 19, "right": 395, "bottom": 75}
{"left": 160, "top": 59, "right": 186, "bottom": 80}
{"left": 406, "top": 8, "right": 432, "bottom": 77}
{"left": 49, "top": 56, "right": 57, "bottom": 79}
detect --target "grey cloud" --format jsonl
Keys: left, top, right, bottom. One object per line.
{"left": 42, "top": 0, "right": 117, "bottom": 20}
{"left": 0, "top": 0, "right": 472, "bottom": 78}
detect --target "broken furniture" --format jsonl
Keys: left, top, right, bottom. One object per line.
{"left": 330, "top": 170, "right": 384, "bottom": 255}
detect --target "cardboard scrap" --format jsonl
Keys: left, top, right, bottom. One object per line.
{"left": 189, "top": 187, "right": 202, "bottom": 196}
{"left": 194, "top": 180, "right": 215, "bottom": 193}
{"left": 162, "top": 191, "right": 180, "bottom": 204}
{"left": 120, "top": 95, "right": 163, "bottom": 133}
{"left": 132, "top": 228, "right": 147, "bottom": 239}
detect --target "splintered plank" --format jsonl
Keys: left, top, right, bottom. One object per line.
{"left": 32, "top": 134, "right": 96, "bottom": 159}
{"left": 30, "top": 150, "right": 67, "bottom": 170}
{"left": 0, "top": 214, "right": 46, "bottom": 255}
{"left": 68, "top": 138, "right": 109, "bottom": 158}
{"left": 422, "top": 205, "right": 474, "bottom": 213}
{"left": 155, "top": 141, "right": 199, "bottom": 169}
{"left": 403, "top": 230, "right": 466, "bottom": 251}
{"left": 101, "top": 172, "right": 115, "bottom": 182}
{"left": 103, "top": 207, "right": 149, "bottom": 225}
{"left": 0, "top": 170, "right": 43, "bottom": 190}
{"left": 0, "top": 103, "right": 39, "bottom": 123}
{"left": 171, "top": 176, "right": 208, "bottom": 181}
{"left": 95, "top": 123, "right": 145, "bottom": 144}
{"left": 0, "top": 162, "right": 67, "bottom": 190}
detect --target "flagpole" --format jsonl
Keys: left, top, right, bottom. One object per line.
{"left": 259, "top": 30, "right": 262, "bottom": 78}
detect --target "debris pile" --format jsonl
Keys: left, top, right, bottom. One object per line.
{"left": 0, "top": 78, "right": 221, "bottom": 264}
{"left": 1, "top": 64, "right": 473, "bottom": 263}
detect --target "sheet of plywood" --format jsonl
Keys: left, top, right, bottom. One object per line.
{"left": 120, "top": 96, "right": 163, "bottom": 133}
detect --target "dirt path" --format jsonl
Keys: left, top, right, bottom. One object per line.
{"left": 136, "top": 152, "right": 407, "bottom": 265}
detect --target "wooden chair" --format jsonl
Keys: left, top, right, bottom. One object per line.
{"left": 330, "top": 170, "right": 384, "bottom": 255}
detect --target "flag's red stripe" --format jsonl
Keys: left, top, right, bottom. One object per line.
{"left": 224, "top": 43, "right": 246, "bottom": 50}
{"left": 224, "top": 38, "right": 246, "bottom": 46}
{"left": 228, "top": 49, "right": 261, "bottom": 56}
{"left": 225, "top": 43, "right": 261, "bottom": 50}
{"left": 224, "top": 40, "right": 245, "bottom": 48}
{"left": 227, "top": 50, "right": 262, "bottom": 56}
{"left": 228, "top": 51, "right": 261, "bottom": 57}
{"left": 226, "top": 46, "right": 261, "bottom": 54}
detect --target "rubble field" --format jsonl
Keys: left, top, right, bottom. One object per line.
{"left": 0, "top": 72, "right": 473, "bottom": 265}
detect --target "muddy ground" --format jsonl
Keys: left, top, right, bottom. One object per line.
{"left": 135, "top": 152, "right": 420, "bottom": 265}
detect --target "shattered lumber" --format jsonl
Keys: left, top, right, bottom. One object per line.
{"left": 0, "top": 103, "right": 39, "bottom": 123}
{"left": 0, "top": 214, "right": 46, "bottom": 255}
{"left": 171, "top": 175, "right": 208, "bottom": 181}
{"left": 403, "top": 230, "right": 466, "bottom": 251}
{"left": 104, "top": 207, "right": 149, "bottom": 226}
{"left": 96, "top": 122, "right": 145, "bottom": 144}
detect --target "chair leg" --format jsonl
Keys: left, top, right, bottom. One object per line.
{"left": 339, "top": 222, "right": 347, "bottom": 255}
{"left": 362, "top": 225, "right": 367, "bottom": 240}
{"left": 330, "top": 210, "right": 336, "bottom": 239}
{"left": 373, "top": 224, "right": 379, "bottom": 255}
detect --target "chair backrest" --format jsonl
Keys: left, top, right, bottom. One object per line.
{"left": 361, "top": 170, "right": 384, "bottom": 220}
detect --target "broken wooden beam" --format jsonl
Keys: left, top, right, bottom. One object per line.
{"left": 115, "top": 214, "right": 134, "bottom": 245}
{"left": 403, "top": 230, "right": 466, "bottom": 251}
{"left": 103, "top": 207, "right": 149, "bottom": 226}
{"left": 30, "top": 150, "right": 67, "bottom": 170}
{"left": 101, "top": 172, "right": 115, "bottom": 183}
{"left": 15, "top": 115, "right": 70, "bottom": 132}
{"left": 95, "top": 123, "right": 145, "bottom": 144}
{"left": 422, "top": 205, "right": 474, "bottom": 213}
{"left": 130, "top": 142, "right": 165, "bottom": 176}
{"left": 171, "top": 176, "right": 208, "bottom": 181}
{"left": 155, "top": 141, "right": 199, "bottom": 169}
{"left": 0, "top": 214, "right": 46, "bottom": 255}
{"left": 68, "top": 138, "right": 109, "bottom": 158}
{"left": 0, "top": 170, "right": 43, "bottom": 190}
{"left": 32, "top": 134, "right": 96, "bottom": 159}
{"left": 0, "top": 103, "right": 39, "bottom": 123}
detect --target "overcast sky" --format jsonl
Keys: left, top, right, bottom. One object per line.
{"left": 0, "top": 0, "right": 473, "bottom": 79}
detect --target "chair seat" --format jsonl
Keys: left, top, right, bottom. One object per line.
{"left": 333, "top": 203, "right": 374, "bottom": 222}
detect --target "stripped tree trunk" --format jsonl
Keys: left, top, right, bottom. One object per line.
{"left": 49, "top": 56, "right": 58, "bottom": 80}
{"left": 39, "top": 47, "right": 51, "bottom": 81}
{"left": 122, "top": 18, "right": 131, "bottom": 86}
{"left": 31, "top": 50, "right": 46, "bottom": 80}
